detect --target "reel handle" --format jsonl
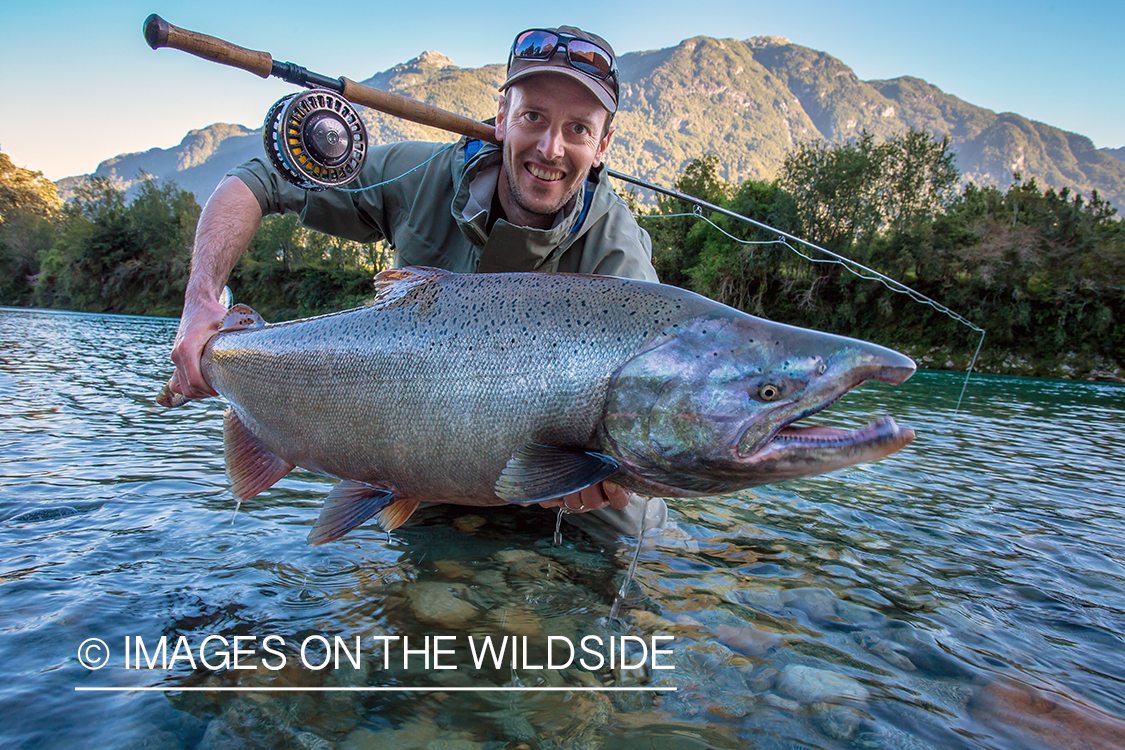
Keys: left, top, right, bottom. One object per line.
{"left": 143, "top": 14, "right": 273, "bottom": 79}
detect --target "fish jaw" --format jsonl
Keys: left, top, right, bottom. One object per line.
{"left": 732, "top": 417, "right": 915, "bottom": 486}
{"left": 605, "top": 312, "right": 917, "bottom": 494}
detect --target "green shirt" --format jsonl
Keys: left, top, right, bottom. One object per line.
{"left": 230, "top": 137, "right": 658, "bottom": 282}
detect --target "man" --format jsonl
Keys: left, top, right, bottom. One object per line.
{"left": 169, "top": 26, "right": 666, "bottom": 536}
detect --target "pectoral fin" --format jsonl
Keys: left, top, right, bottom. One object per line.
{"left": 495, "top": 444, "right": 619, "bottom": 504}
{"left": 307, "top": 481, "right": 396, "bottom": 545}
{"left": 224, "top": 409, "right": 295, "bottom": 499}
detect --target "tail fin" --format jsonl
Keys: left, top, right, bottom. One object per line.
{"left": 156, "top": 381, "right": 189, "bottom": 408}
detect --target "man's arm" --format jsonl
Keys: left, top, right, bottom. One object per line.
{"left": 168, "top": 176, "right": 263, "bottom": 400}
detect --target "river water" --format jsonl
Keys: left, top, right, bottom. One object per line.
{"left": 1, "top": 306, "right": 1123, "bottom": 750}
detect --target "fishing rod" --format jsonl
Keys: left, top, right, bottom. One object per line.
{"left": 143, "top": 14, "right": 984, "bottom": 405}
{"left": 144, "top": 13, "right": 667, "bottom": 196}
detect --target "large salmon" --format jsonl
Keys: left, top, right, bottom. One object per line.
{"left": 160, "top": 267, "right": 916, "bottom": 543}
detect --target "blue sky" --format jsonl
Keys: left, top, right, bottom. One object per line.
{"left": 3, "top": 0, "right": 1122, "bottom": 180}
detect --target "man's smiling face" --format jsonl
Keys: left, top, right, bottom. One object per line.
{"left": 495, "top": 75, "right": 614, "bottom": 230}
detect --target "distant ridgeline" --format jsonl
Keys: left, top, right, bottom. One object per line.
{"left": 18, "top": 37, "right": 1122, "bottom": 381}
{"left": 55, "top": 38, "right": 1125, "bottom": 212}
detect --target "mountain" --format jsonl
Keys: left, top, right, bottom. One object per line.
{"left": 58, "top": 36, "right": 1125, "bottom": 212}
{"left": 55, "top": 123, "right": 264, "bottom": 203}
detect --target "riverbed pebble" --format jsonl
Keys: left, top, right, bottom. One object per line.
{"left": 488, "top": 605, "right": 542, "bottom": 636}
{"left": 452, "top": 514, "right": 486, "bottom": 533}
{"left": 407, "top": 582, "right": 479, "bottom": 626}
{"left": 777, "top": 664, "right": 870, "bottom": 704}
{"left": 811, "top": 701, "right": 866, "bottom": 741}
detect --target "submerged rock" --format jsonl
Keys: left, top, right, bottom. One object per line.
{"left": 487, "top": 605, "right": 542, "bottom": 636}
{"left": 537, "top": 691, "right": 615, "bottom": 750}
{"left": 407, "top": 582, "right": 479, "bottom": 626}
{"left": 776, "top": 664, "right": 870, "bottom": 705}
{"left": 433, "top": 560, "right": 473, "bottom": 579}
{"left": 856, "top": 633, "right": 917, "bottom": 671}
{"left": 652, "top": 640, "right": 756, "bottom": 718}
{"left": 855, "top": 724, "right": 942, "bottom": 750}
{"left": 811, "top": 701, "right": 867, "bottom": 741}
{"left": 339, "top": 722, "right": 484, "bottom": 750}
{"left": 452, "top": 514, "right": 486, "bottom": 533}
{"left": 713, "top": 624, "right": 782, "bottom": 657}
{"left": 968, "top": 676, "right": 1125, "bottom": 750}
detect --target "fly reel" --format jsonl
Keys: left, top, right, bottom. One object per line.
{"left": 263, "top": 89, "right": 368, "bottom": 190}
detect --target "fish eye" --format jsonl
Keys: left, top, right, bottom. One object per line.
{"left": 758, "top": 383, "right": 782, "bottom": 401}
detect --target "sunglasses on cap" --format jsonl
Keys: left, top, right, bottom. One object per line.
{"left": 509, "top": 29, "right": 618, "bottom": 83}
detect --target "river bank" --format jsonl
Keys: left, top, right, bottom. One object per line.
{"left": 895, "top": 344, "right": 1125, "bottom": 383}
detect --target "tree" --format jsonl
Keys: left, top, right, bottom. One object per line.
{"left": 0, "top": 152, "right": 62, "bottom": 304}
{"left": 646, "top": 154, "right": 732, "bottom": 286}
{"left": 35, "top": 175, "right": 199, "bottom": 315}
{"left": 686, "top": 178, "right": 800, "bottom": 314}
{"left": 882, "top": 130, "right": 959, "bottom": 233}
{"left": 781, "top": 131, "right": 885, "bottom": 251}
{"left": 781, "top": 129, "right": 958, "bottom": 249}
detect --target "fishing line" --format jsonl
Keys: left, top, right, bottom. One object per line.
{"left": 635, "top": 204, "right": 985, "bottom": 414}
{"left": 333, "top": 143, "right": 459, "bottom": 193}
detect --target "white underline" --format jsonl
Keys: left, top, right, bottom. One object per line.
{"left": 75, "top": 686, "right": 676, "bottom": 693}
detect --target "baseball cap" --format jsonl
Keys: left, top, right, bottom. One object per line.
{"left": 501, "top": 27, "right": 620, "bottom": 113}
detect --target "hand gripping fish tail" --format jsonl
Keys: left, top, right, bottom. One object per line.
{"left": 156, "top": 267, "right": 916, "bottom": 544}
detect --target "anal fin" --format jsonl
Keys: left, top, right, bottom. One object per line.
{"left": 307, "top": 480, "right": 395, "bottom": 545}
{"left": 494, "top": 444, "right": 619, "bottom": 505}
{"left": 375, "top": 498, "right": 420, "bottom": 531}
{"left": 224, "top": 409, "right": 294, "bottom": 500}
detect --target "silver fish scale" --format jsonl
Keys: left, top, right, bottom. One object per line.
{"left": 203, "top": 271, "right": 714, "bottom": 505}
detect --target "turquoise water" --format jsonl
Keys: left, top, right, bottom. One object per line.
{"left": 1, "top": 306, "right": 1123, "bottom": 749}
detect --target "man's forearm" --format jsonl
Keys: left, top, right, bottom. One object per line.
{"left": 187, "top": 175, "right": 264, "bottom": 300}
{"left": 169, "top": 175, "right": 265, "bottom": 400}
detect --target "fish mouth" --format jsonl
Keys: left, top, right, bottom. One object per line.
{"left": 736, "top": 416, "right": 915, "bottom": 474}
{"left": 770, "top": 417, "right": 913, "bottom": 452}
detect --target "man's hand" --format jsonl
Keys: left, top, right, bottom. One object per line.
{"left": 168, "top": 291, "right": 230, "bottom": 400}
{"left": 538, "top": 480, "right": 631, "bottom": 513}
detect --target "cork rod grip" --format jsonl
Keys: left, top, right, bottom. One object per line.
{"left": 143, "top": 14, "right": 273, "bottom": 79}
{"left": 340, "top": 78, "right": 498, "bottom": 144}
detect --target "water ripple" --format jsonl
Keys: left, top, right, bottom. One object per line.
{"left": 2, "top": 308, "right": 1124, "bottom": 749}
